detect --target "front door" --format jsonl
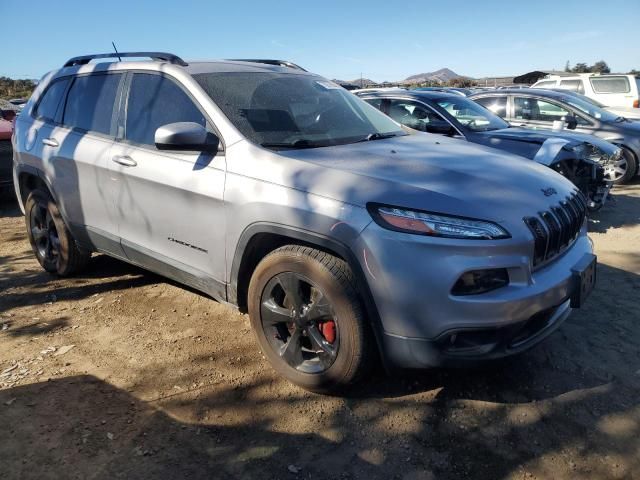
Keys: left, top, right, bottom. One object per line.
{"left": 108, "top": 72, "right": 227, "bottom": 298}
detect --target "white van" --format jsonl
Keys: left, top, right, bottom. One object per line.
{"left": 532, "top": 74, "right": 640, "bottom": 119}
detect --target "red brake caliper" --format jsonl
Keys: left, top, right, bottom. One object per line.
{"left": 319, "top": 320, "right": 336, "bottom": 344}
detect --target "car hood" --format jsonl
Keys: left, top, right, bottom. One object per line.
{"left": 475, "top": 127, "right": 619, "bottom": 155}
{"left": 270, "top": 133, "right": 578, "bottom": 226}
{"left": 605, "top": 106, "right": 640, "bottom": 120}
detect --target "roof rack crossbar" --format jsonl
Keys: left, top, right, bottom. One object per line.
{"left": 63, "top": 52, "right": 188, "bottom": 68}
{"left": 225, "top": 59, "right": 307, "bottom": 72}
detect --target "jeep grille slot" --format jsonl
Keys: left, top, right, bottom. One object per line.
{"left": 524, "top": 192, "right": 587, "bottom": 267}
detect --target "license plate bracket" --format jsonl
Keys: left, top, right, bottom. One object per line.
{"left": 571, "top": 254, "right": 597, "bottom": 308}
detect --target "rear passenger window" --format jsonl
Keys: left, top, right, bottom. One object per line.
{"left": 590, "top": 77, "right": 630, "bottom": 94}
{"left": 559, "top": 79, "right": 584, "bottom": 94}
{"left": 63, "top": 74, "right": 121, "bottom": 135}
{"left": 35, "top": 79, "right": 70, "bottom": 122}
{"left": 125, "top": 74, "right": 207, "bottom": 146}
{"left": 474, "top": 96, "right": 507, "bottom": 117}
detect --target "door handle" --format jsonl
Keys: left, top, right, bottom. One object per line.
{"left": 42, "top": 138, "right": 59, "bottom": 147}
{"left": 111, "top": 155, "right": 137, "bottom": 167}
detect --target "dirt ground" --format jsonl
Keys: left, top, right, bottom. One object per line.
{"left": 1, "top": 184, "right": 639, "bottom": 480}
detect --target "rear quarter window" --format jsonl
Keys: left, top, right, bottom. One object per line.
{"left": 589, "top": 77, "right": 630, "bottom": 94}
{"left": 34, "top": 79, "right": 70, "bottom": 122}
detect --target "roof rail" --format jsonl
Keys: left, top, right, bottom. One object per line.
{"left": 63, "top": 52, "right": 188, "bottom": 68}
{"left": 226, "top": 59, "right": 307, "bottom": 72}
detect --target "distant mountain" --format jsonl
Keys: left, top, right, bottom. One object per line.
{"left": 332, "top": 68, "right": 464, "bottom": 87}
{"left": 333, "top": 78, "right": 378, "bottom": 87}
{"left": 401, "top": 68, "right": 460, "bottom": 84}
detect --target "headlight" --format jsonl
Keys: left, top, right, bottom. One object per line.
{"left": 572, "top": 143, "right": 616, "bottom": 164}
{"left": 368, "top": 204, "right": 510, "bottom": 239}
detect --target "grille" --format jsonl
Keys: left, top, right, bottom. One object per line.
{"left": 524, "top": 191, "right": 587, "bottom": 267}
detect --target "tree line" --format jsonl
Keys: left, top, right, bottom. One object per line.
{"left": 0, "top": 77, "right": 37, "bottom": 99}
{"left": 564, "top": 60, "right": 638, "bottom": 75}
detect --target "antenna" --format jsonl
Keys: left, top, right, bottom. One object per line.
{"left": 111, "top": 42, "right": 122, "bottom": 62}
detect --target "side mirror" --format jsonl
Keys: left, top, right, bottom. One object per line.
{"left": 426, "top": 123, "right": 456, "bottom": 135}
{"left": 562, "top": 114, "right": 578, "bottom": 130}
{"left": 154, "top": 122, "right": 220, "bottom": 153}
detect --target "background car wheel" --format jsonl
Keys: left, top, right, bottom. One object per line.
{"left": 24, "top": 189, "right": 91, "bottom": 276}
{"left": 248, "top": 245, "right": 372, "bottom": 393}
{"left": 605, "top": 147, "right": 637, "bottom": 185}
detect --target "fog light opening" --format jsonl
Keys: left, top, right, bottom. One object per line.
{"left": 451, "top": 268, "right": 509, "bottom": 296}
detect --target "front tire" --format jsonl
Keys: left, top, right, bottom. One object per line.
{"left": 24, "top": 189, "right": 91, "bottom": 276}
{"left": 605, "top": 147, "right": 637, "bottom": 185}
{"left": 248, "top": 245, "right": 372, "bottom": 393}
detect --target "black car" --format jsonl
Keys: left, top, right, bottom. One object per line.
{"left": 469, "top": 88, "right": 640, "bottom": 184}
{"left": 356, "top": 89, "right": 618, "bottom": 209}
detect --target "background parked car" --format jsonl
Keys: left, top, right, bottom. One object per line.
{"left": 546, "top": 88, "right": 640, "bottom": 121}
{"left": 0, "top": 99, "right": 18, "bottom": 192}
{"left": 356, "top": 88, "right": 617, "bottom": 210}
{"left": 532, "top": 73, "right": 640, "bottom": 118}
{"left": 470, "top": 88, "right": 640, "bottom": 184}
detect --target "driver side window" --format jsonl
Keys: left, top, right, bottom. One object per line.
{"left": 387, "top": 100, "right": 453, "bottom": 134}
{"left": 125, "top": 73, "right": 208, "bottom": 147}
{"left": 514, "top": 97, "right": 568, "bottom": 123}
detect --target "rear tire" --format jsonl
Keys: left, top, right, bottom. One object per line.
{"left": 248, "top": 245, "right": 372, "bottom": 393}
{"left": 24, "top": 189, "right": 91, "bottom": 276}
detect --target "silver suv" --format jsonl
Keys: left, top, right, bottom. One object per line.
{"left": 12, "top": 52, "right": 596, "bottom": 393}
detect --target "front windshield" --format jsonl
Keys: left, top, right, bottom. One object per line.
{"left": 560, "top": 94, "right": 619, "bottom": 122}
{"left": 434, "top": 96, "right": 509, "bottom": 132}
{"left": 194, "top": 72, "right": 406, "bottom": 148}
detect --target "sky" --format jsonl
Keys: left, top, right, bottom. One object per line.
{"left": 1, "top": 0, "right": 638, "bottom": 82}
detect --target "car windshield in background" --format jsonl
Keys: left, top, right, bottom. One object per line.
{"left": 434, "top": 97, "right": 509, "bottom": 132}
{"left": 194, "top": 72, "right": 406, "bottom": 149}
{"left": 560, "top": 94, "right": 619, "bottom": 122}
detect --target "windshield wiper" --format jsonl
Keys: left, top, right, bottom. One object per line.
{"left": 355, "top": 132, "right": 401, "bottom": 143}
{"left": 260, "top": 139, "right": 324, "bottom": 149}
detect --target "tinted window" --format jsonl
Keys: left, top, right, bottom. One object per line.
{"left": 514, "top": 97, "right": 569, "bottom": 122}
{"left": 35, "top": 79, "right": 70, "bottom": 122}
{"left": 125, "top": 74, "right": 207, "bottom": 146}
{"left": 63, "top": 74, "right": 121, "bottom": 134}
{"left": 474, "top": 96, "right": 507, "bottom": 117}
{"left": 559, "top": 79, "right": 585, "bottom": 94}
{"left": 194, "top": 72, "right": 405, "bottom": 148}
{"left": 590, "top": 76, "right": 630, "bottom": 94}
{"left": 387, "top": 99, "right": 453, "bottom": 134}
{"left": 364, "top": 98, "right": 383, "bottom": 111}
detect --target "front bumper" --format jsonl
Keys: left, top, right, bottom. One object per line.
{"left": 356, "top": 220, "right": 594, "bottom": 368}
{"left": 382, "top": 299, "right": 572, "bottom": 368}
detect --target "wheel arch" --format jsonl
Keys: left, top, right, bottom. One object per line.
{"left": 15, "top": 165, "right": 59, "bottom": 212}
{"left": 229, "top": 223, "right": 388, "bottom": 366}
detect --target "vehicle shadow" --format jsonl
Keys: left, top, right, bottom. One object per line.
{"left": 0, "top": 189, "right": 20, "bottom": 218}
{"left": 588, "top": 180, "right": 640, "bottom": 233}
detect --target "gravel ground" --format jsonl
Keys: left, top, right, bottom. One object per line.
{"left": 1, "top": 183, "right": 639, "bottom": 480}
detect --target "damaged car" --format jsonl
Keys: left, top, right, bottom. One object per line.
{"left": 356, "top": 89, "right": 619, "bottom": 211}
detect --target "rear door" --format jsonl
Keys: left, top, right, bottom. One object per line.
{"left": 36, "top": 73, "right": 125, "bottom": 254}
{"left": 108, "top": 72, "right": 226, "bottom": 297}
